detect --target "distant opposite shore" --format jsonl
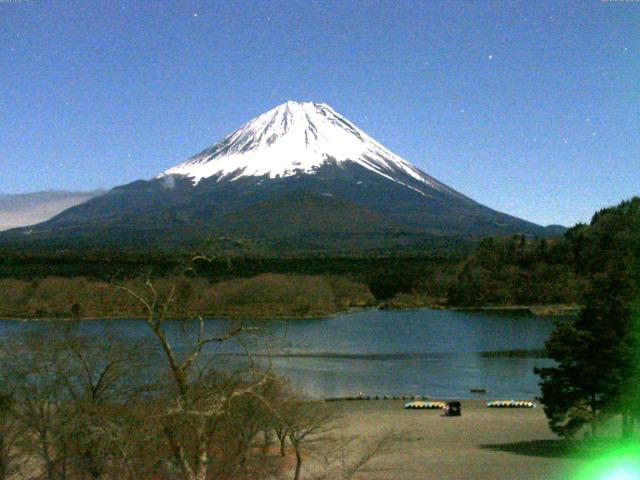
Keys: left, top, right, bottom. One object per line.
{"left": 0, "top": 272, "right": 579, "bottom": 322}
{"left": 380, "top": 296, "right": 579, "bottom": 317}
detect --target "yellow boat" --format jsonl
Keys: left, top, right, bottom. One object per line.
{"left": 404, "top": 401, "right": 447, "bottom": 410}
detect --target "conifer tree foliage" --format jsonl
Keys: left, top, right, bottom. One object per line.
{"left": 536, "top": 265, "right": 634, "bottom": 437}
{"left": 536, "top": 198, "right": 640, "bottom": 438}
{"left": 621, "top": 299, "right": 640, "bottom": 438}
{"left": 447, "top": 234, "right": 581, "bottom": 307}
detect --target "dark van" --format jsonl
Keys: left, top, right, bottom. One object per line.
{"left": 446, "top": 401, "right": 461, "bottom": 416}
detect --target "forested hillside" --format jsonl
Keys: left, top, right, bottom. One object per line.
{"left": 447, "top": 197, "right": 640, "bottom": 307}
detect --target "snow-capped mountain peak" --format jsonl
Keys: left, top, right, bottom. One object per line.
{"left": 157, "top": 101, "right": 455, "bottom": 196}
{"left": 3, "top": 101, "right": 551, "bottom": 247}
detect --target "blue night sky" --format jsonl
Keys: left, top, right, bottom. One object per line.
{"left": 1, "top": 0, "right": 638, "bottom": 226}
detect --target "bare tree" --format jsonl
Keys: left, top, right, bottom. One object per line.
{"left": 269, "top": 391, "right": 399, "bottom": 480}
{"left": 0, "top": 392, "right": 20, "bottom": 480}
{"left": 309, "top": 430, "right": 399, "bottom": 480}
{"left": 1, "top": 333, "right": 69, "bottom": 480}
{"left": 0, "top": 327, "right": 152, "bottom": 480}
{"left": 50, "top": 330, "right": 151, "bottom": 480}
{"left": 116, "top": 275, "right": 274, "bottom": 480}
{"left": 280, "top": 400, "right": 335, "bottom": 480}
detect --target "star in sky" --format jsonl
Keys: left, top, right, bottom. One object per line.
{"left": 2, "top": 0, "right": 637, "bottom": 227}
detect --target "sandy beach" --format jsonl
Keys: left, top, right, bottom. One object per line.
{"left": 326, "top": 400, "right": 585, "bottom": 480}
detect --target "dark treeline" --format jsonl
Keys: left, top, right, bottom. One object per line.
{"left": 447, "top": 234, "right": 583, "bottom": 306}
{"left": 2, "top": 197, "right": 639, "bottom": 310}
{"left": 0, "top": 250, "right": 465, "bottom": 300}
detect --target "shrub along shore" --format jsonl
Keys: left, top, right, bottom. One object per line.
{"left": 0, "top": 272, "right": 577, "bottom": 322}
{"left": 0, "top": 273, "right": 377, "bottom": 320}
{"left": 0, "top": 273, "right": 579, "bottom": 321}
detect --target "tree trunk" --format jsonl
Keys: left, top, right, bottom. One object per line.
{"left": 293, "top": 447, "right": 302, "bottom": 480}
{"left": 623, "top": 413, "right": 630, "bottom": 438}
{"left": 194, "top": 423, "right": 210, "bottom": 480}
{"left": 280, "top": 436, "right": 286, "bottom": 457}
{"left": 622, "top": 411, "right": 637, "bottom": 438}
{"left": 590, "top": 394, "right": 597, "bottom": 438}
{"left": 165, "top": 426, "right": 198, "bottom": 480}
{"left": 41, "top": 443, "right": 56, "bottom": 480}
{"left": 262, "top": 430, "right": 273, "bottom": 455}
{"left": 0, "top": 434, "right": 6, "bottom": 480}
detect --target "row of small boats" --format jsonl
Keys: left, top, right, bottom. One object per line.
{"left": 404, "top": 401, "right": 447, "bottom": 409}
{"left": 486, "top": 400, "right": 536, "bottom": 408}
{"left": 325, "top": 395, "right": 431, "bottom": 402}
{"left": 404, "top": 400, "right": 537, "bottom": 409}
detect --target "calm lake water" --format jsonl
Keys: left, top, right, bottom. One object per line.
{"left": 0, "top": 308, "right": 559, "bottom": 400}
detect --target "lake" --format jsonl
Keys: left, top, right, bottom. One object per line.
{"left": 0, "top": 308, "right": 559, "bottom": 400}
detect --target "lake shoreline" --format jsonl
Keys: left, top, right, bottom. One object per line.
{"left": 0, "top": 303, "right": 578, "bottom": 322}
{"left": 0, "top": 306, "right": 373, "bottom": 322}
{"left": 449, "top": 304, "right": 580, "bottom": 316}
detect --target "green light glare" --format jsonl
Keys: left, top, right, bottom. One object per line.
{"left": 602, "top": 468, "right": 636, "bottom": 480}
{"left": 571, "top": 442, "right": 640, "bottom": 480}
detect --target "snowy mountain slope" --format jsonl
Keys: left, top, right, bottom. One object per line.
{"left": 157, "top": 101, "right": 464, "bottom": 199}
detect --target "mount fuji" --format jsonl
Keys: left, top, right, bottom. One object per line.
{"left": 1, "top": 101, "right": 558, "bottom": 252}
{"left": 158, "top": 101, "right": 460, "bottom": 199}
